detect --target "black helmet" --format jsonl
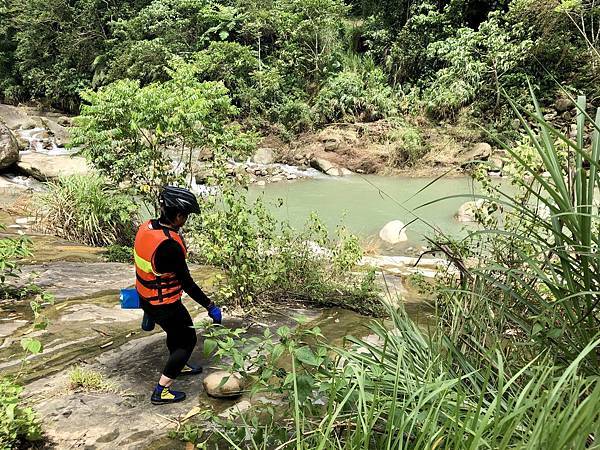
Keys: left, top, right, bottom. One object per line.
{"left": 159, "top": 186, "right": 200, "bottom": 215}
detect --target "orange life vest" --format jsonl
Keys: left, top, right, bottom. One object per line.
{"left": 134, "top": 220, "right": 187, "bottom": 306}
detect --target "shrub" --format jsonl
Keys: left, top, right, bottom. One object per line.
{"left": 36, "top": 174, "right": 138, "bottom": 247}
{"left": 72, "top": 61, "right": 254, "bottom": 211}
{"left": 314, "top": 57, "right": 397, "bottom": 123}
{"left": 386, "top": 122, "right": 427, "bottom": 167}
{"left": 103, "top": 245, "right": 133, "bottom": 263}
{"left": 0, "top": 377, "right": 41, "bottom": 449}
{"left": 177, "top": 304, "right": 600, "bottom": 449}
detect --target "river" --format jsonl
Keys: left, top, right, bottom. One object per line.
{"left": 248, "top": 174, "right": 487, "bottom": 251}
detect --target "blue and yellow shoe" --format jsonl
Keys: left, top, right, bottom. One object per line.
{"left": 151, "top": 385, "right": 186, "bottom": 405}
{"left": 180, "top": 364, "right": 202, "bottom": 376}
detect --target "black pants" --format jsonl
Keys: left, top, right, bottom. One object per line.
{"left": 141, "top": 300, "right": 197, "bottom": 379}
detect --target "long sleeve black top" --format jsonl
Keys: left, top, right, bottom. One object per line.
{"left": 151, "top": 220, "right": 212, "bottom": 309}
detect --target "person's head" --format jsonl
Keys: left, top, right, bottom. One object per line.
{"left": 158, "top": 186, "right": 200, "bottom": 229}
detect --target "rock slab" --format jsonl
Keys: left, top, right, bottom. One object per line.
{"left": 17, "top": 153, "right": 89, "bottom": 180}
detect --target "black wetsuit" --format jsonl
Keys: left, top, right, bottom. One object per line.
{"left": 139, "top": 219, "right": 211, "bottom": 379}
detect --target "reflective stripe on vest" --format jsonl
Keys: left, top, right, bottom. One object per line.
{"left": 133, "top": 220, "right": 187, "bottom": 305}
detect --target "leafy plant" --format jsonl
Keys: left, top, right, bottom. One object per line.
{"left": 314, "top": 56, "right": 398, "bottom": 123}
{"left": 0, "top": 225, "right": 31, "bottom": 292}
{"left": 68, "top": 366, "right": 116, "bottom": 392}
{"left": 0, "top": 378, "right": 41, "bottom": 449}
{"left": 73, "top": 60, "right": 255, "bottom": 212}
{"left": 188, "top": 161, "right": 379, "bottom": 312}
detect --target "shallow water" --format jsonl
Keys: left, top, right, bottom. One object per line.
{"left": 248, "top": 175, "right": 490, "bottom": 248}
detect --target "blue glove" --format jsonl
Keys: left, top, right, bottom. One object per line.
{"left": 207, "top": 304, "right": 222, "bottom": 324}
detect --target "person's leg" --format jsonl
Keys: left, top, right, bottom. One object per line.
{"left": 160, "top": 301, "right": 197, "bottom": 378}
{"left": 141, "top": 301, "right": 197, "bottom": 404}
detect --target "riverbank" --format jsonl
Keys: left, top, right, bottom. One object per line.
{"left": 0, "top": 103, "right": 506, "bottom": 186}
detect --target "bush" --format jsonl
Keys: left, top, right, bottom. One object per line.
{"left": 103, "top": 245, "right": 133, "bottom": 263}
{"left": 386, "top": 122, "right": 427, "bottom": 167}
{"left": 36, "top": 175, "right": 138, "bottom": 247}
{"left": 72, "top": 61, "right": 254, "bottom": 211}
{"left": 314, "top": 56, "right": 397, "bottom": 123}
{"left": 0, "top": 377, "right": 41, "bottom": 449}
{"left": 68, "top": 367, "right": 116, "bottom": 392}
{"left": 177, "top": 304, "right": 600, "bottom": 449}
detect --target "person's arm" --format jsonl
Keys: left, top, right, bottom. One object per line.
{"left": 154, "top": 240, "right": 213, "bottom": 309}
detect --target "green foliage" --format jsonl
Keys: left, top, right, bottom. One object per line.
{"left": 36, "top": 174, "right": 138, "bottom": 247}
{"left": 103, "top": 0, "right": 242, "bottom": 84}
{"left": 103, "top": 245, "right": 133, "bottom": 263}
{"left": 180, "top": 304, "right": 600, "bottom": 449}
{"left": 0, "top": 378, "right": 41, "bottom": 449}
{"left": 424, "top": 13, "right": 533, "bottom": 119}
{"left": 314, "top": 56, "right": 397, "bottom": 123}
{"left": 72, "top": 61, "right": 253, "bottom": 211}
{"left": 0, "top": 226, "right": 31, "bottom": 290}
{"left": 68, "top": 366, "right": 116, "bottom": 392}
{"left": 432, "top": 91, "right": 600, "bottom": 373}
{"left": 386, "top": 121, "right": 427, "bottom": 167}
{"left": 188, "top": 162, "right": 380, "bottom": 312}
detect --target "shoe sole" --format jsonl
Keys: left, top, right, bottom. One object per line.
{"left": 180, "top": 369, "right": 202, "bottom": 376}
{"left": 151, "top": 397, "right": 186, "bottom": 405}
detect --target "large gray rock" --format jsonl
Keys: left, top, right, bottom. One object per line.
{"left": 17, "top": 153, "right": 89, "bottom": 181}
{"left": 0, "top": 104, "right": 31, "bottom": 129}
{"left": 42, "top": 117, "right": 71, "bottom": 147}
{"left": 0, "top": 124, "right": 19, "bottom": 170}
{"left": 459, "top": 142, "right": 492, "bottom": 167}
{"left": 203, "top": 370, "right": 243, "bottom": 398}
{"left": 310, "top": 158, "right": 352, "bottom": 177}
{"left": 379, "top": 220, "right": 408, "bottom": 244}
{"left": 253, "top": 147, "right": 275, "bottom": 165}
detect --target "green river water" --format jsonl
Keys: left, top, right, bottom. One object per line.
{"left": 248, "top": 175, "right": 486, "bottom": 249}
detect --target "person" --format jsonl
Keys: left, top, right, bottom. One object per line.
{"left": 133, "top": 185, "right": 222, "bottom": 405}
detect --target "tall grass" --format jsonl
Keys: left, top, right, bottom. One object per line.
{"left": 36, "top": 174, "right": 138, "bottom": 246}
{"left": 426, "top": 89, "right": 600, "bottom": 373}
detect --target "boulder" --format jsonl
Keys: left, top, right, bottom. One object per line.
{"left": 0, "top": 104, "right": 32, "bottom": 129}
{"left": 379, "top": 220, "right": 408, "bottom": 244}
{"left": 555, "top": 97, "right": 575, "bottom": 113}
{"left": 0, "top": 124, "right": 19, "bottom": 170}
{"left": 17, "top": 153, "right": 89, "bottom": 181}
{"left": 20, "top": 119, "right": 37, "bottom": 130}
{"left": 310, "top": 158, "right": 351, "bottom": 177}
{"left": 57, "top": 116, "right": 72, "bottom": 127}
{"left": 459, "top": 143, "right": 492, "bottom": 167}
{"left": 42, "top": 118, "right": 71, "bottom": 147}
{"left": 457, "top": 200, "right": 485, "bottom": 222}
{"left": 253, "top": 147, "right": 275, "bottom": 165}
{"left": 488, "top": 156, "right": 504, "bottom": 171}
{"left": 203, "top": 371, "right": 243, "bottom": 398}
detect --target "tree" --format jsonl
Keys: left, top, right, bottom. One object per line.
{"left": 72, "top": 60, "right": 254, "bottom": 213}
